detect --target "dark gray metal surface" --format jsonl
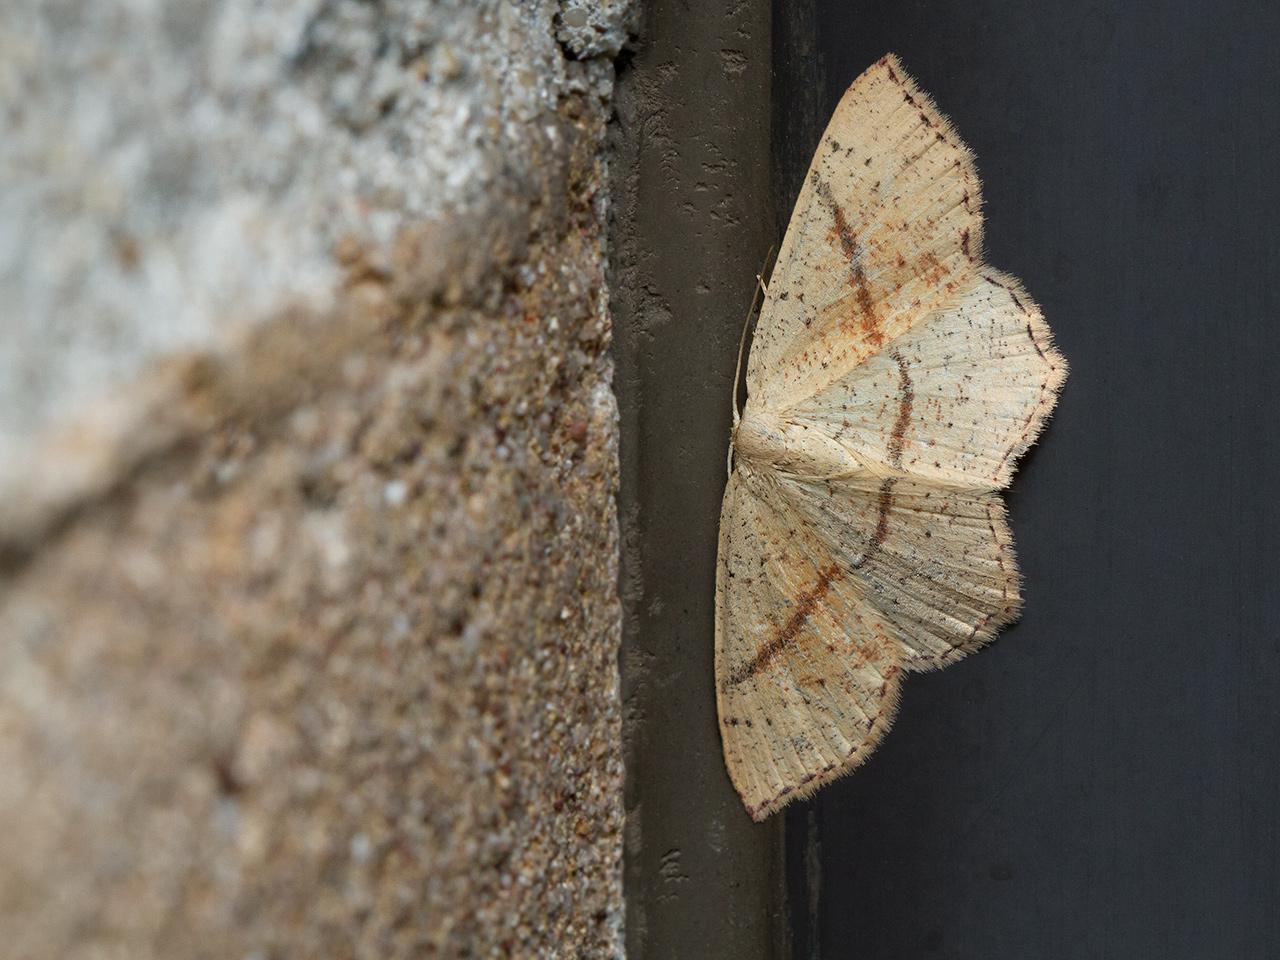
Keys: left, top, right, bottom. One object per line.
{"left": 780, "top": 2, "right": 1280, "bottom": 958}
{"left": 611, "top": 1, "right": 788, "bottom": 956}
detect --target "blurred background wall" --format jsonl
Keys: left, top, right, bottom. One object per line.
{"left": 0, "top": 1, "right": 631, "bottom": 956}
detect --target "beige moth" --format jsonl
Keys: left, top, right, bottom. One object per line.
{"left": 716, "top": 54, "right": 1066, "bottom": 820}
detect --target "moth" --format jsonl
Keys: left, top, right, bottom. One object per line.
{"left": 717, "top": 54, "right": 1066, "bottom": 820}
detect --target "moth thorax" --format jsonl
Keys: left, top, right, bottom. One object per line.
{"left": 735, "top": 409, "right": 861, "bottom": 477}
{"left": 734, "top": 411, "right": 790, "bottom": 466}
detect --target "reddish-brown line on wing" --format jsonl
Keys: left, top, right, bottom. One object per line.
{"left": 726, "top": 355, "right": 912, "bottom": 687}
{"left": 864, "top": 355, "right": 910, "bottom": 554}
{"left": 887, "top": 351, "right": 913, "bottom": 468}
{"left": 811, "top": 172, "right": 884, "bottom": 346}
{"left": 871, "top": 478, "right": 895, "bottom": 548}
{"left": 728, "top": 564, "right": 842, "bottom": 686}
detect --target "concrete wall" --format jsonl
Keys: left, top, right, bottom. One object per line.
{"left": 0, "top": 1, "right": 631, "bottom": 956}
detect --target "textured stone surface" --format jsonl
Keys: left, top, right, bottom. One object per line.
{"left": 556, "top": 0, "right": 637, "bottom": 59}
{"left": 0, "top": 1, "right": 627, "bottom": 957}
{"left": 0, "top": 0, "right": 586, "bottom": 469}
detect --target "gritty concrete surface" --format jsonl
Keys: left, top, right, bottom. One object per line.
{"left": 0, "top": 0, "right": 625, "bottom": 472}
{"left": 0, "top": 1, "right": 627, "bottom": 957}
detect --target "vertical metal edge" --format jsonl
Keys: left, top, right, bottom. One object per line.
{"left": 770, "top": 1, "right": 828, "bottom": 956}
{"left": 608, "top": 0, "right": 787, "bottom": 955}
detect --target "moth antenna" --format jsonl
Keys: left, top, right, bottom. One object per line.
{"left": 728, "top": 247, "right": 775, "bottom": 478}
{"left": 731, "top": 246, "right": 776, "bottom": 431}
{"left": 728, "top": 286, "right": 753, "bottom": 478}
{"left": 731, "top": 286, "right": 759, "bottom": 432}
